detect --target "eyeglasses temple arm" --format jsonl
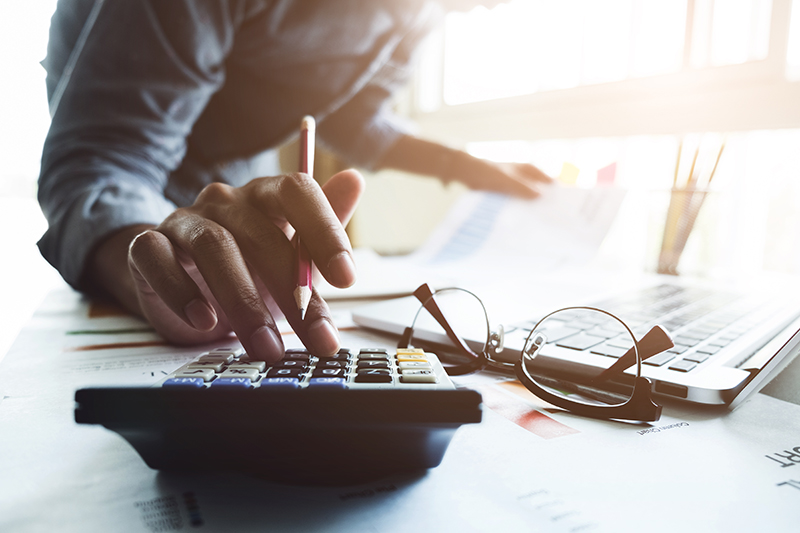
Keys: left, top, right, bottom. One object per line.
{"left": 400, "top": 284, "right": 485, "bottom": 362}
{"left": 592, "top": 325, "right": 674, "bottom": 384}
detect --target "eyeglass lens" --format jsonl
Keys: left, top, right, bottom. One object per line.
{"left": 521, "top": 308, "right": 640, "bottom": 407}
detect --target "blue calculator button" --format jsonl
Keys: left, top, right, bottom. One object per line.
{"left": 163, "top": 377, "right": 205, "bottom": 388}
{"left": 210, "top": 378, "right": 252, "bottom": 388}
{"left": 308, "top": 377, "right": 346, "bottom": 388}
{"left": 260, "top": 377, "right": 300, "bottom": 389}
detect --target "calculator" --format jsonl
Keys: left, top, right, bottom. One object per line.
{"left": 75, "top": 346, "right": 482, "bottom": 485}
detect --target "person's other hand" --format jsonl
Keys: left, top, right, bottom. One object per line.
{"left": 120, "top": 169, "right": 364, "bottom": 362}
{"left": 443, "top": 152, "right": 553, "bottom": 199}
{"left": 376, "top": 135, "right": 552, "bottom": 199}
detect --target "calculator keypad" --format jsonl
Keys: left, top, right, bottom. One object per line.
{"left": 160, "top": 346, "right": 452, "bottom": 390}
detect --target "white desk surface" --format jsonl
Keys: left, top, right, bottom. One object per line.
{"left": 2, "top": 198, "right": 800, "bottom": 532}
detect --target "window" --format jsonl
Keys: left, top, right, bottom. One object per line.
{"left": 378, "top": 0, "right": 800, "bottom": 278}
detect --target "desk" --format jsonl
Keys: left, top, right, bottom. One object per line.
{"left": 1, "top": 280, "right": 799, "bottom": 532}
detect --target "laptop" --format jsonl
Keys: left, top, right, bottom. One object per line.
{"left": 352, "top": 278, "right": 800, "bottom": 408}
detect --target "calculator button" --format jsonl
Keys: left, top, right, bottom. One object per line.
{"left": 285, "top": 348, "right": 310, "bottom": 355}
{"left": 163, "top": 377, "right": 206, "bottom": 388}
{"left": 357, "top": 353, "right": 389, "bottom": 361}
{"left": 174, "top": 368, "right": 216, "bottom": 381}
{"left": 282, "top": 353, "right": 310, "bottom": 362}
{"left": 401, "top": 368, "right": 435, "bottom": 376}
{"left": 396, "top": 353, "right": 428, "bottom": 362}
{"left": 187, "top": 361, "right": 226, "bottom": 372}
{"left": 260, "top": 377, "right": 300, "bottom": 389}
{"left": 359, "top": 348, "right": 388, "bottom": 355}
{"left": 323, "top": 352, "right": 351, "bottom": 361}
{"left": 396, "top": 348, "right": 425, "bottom": 356}
{"left": 220, "top": 368, "right": 261, "bottom": 381}
{"left": 337, "top": 348, "right": 352, "bottom": 356}
{"left": 267, "top": 368, "right": 305, "bottom": 378}
{"left": 308, "top": 377, "right": 346, "bottom": 388}
{"left": 356, "top": 360, "right": 389, "bottom": 369}
{"left": 206, "top": 347, "right": 244, "bottom": 357}
{"left": 400, "top": 373, "right": 437, "bottom": 384}
{"left": 316, "top": 360, "right": 348, "bottom": 369}
{"left": 228, "top": 361, "right": 267, "bottom": 372}
{"left": 210, "top": 377, "right": 252, "bottom": 388}
{"left": 198, "top": 354, "right": 234, "bottom": 364}
{"left": 312, "top": 368, "right": 347, "bottom": 378}
{"left": 355, "top": 371, "right": 393, "bottom": 383}
{"left": 398, "top": 361, "right": 431, "bottom": 370}
{"left": 272, "top": 360, "right": 308, "bottom": 370}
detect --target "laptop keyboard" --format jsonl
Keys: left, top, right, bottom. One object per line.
{"left": 513, "top": 284, "right": 769, "bottom": 374}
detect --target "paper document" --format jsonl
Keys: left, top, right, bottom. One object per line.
{"left": 2, "top": 288, "right": 800, "bottom": 532}
{"left": 319, "top": 185, "right": 626, "bottom": 298}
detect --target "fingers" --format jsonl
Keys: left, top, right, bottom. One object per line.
{"left": 128, "top": 170, "right": 364, "bottom": 360}
{"left": 322, "top": 169, "right": 366, "bottom": 228}
{"left": 229, "top": 170, "right": 364, "bottom": 356}
{"left": 243, "top": 171, "right": 361, "bottom": 289}
{"left": 451, "top": 153, "right": 551, "bottom": 199}
{"left": 513, "top": 162, "right": 554, "bottom": 185}
{"left": 135, "top": 207, "right": 286, "bottom": 362}
{"left": 128, "top": 229, "right": 218, "bottom": 332}
{"left": 492, "top": 162, "right": 554, "bottom": 199}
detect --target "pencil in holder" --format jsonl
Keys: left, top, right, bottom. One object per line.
{"left": 657, "top": 187, "right": 710, "bottom": 275}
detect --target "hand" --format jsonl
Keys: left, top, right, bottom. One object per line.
{"left": 443, "top": 151, "right": 553, "bottom": 199}
{"left": 376, "top": 135, "right": 552, "bottom": 198}
{"left": 88, "top": 169, "right": 365, "bottom": 362}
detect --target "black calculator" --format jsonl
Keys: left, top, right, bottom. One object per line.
{"left": 75, "top": 346, "right": 482, "bottom": 485}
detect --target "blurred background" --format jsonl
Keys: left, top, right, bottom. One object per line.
{"left": 4, "top": 0, "right": 800, "bottom": 356}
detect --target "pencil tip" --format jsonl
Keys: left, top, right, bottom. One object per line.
{"left": 299, "top": 308, "right": 306, "bottom": 321}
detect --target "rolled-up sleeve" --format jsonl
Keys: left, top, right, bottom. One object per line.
{"left": 38, "top": 0, "right": 240, "bottom": 288}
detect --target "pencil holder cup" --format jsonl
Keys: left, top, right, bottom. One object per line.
{"left": 657, "top": 187, "right": 710, "bottom": 275}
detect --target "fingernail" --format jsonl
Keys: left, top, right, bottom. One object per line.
{"left": 249, "top": 325, "right": 284, "bottom": 363}
{"left": 184, "top": 299, "right": 217, "bottom": 331}
{"left": 308, "top": 319, "right": 339, "bottom": 357}
{"left": 326, "top": 251, "right": 356, "bottom": 288}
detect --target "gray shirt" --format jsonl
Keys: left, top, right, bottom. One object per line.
{"left": 38, "top": 0, "right": 438, "bottom": 288}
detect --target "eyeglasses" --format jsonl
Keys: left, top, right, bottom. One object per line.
{"left": 398, "top": 283, "right": 674, "bottom": 422}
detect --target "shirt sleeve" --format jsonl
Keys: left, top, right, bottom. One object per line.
{"left": 317, "top": 5, "right": 441, "bottom": 170}
{"left": 38, "top": 0, "right": 244, "bottom": 289}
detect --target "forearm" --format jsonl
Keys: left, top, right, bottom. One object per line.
{"left": 39, "top": 0, "right": 231, "bottom": 288}
{"left": 376, "top": 134, "right": 552, "bottom": 198}
{"left": 375, "top": 134, "right": 466, "bottom": 182}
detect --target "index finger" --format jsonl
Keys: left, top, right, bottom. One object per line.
{"left": 242, "top": 173, "right": 356, "bottom": 289}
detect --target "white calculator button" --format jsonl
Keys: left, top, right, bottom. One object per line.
{"left": 398, "top": 361, "right": 432, "bottom": 370}
{"left": 207, "top": 347, "right": 244, "bottom": 357}
{"left": 219, "top": 368, "right": 260, "bottom": 381}
{"left": 198, "top": 354, "right": 234, "bottom": 364}
{"left": 228, "top": 361, "right": 267, "bottom": 372}
{"left": 187, "top": 361, "right": 225, "bottom": 372}
{"left": 400, "top": 369, "right": 437, "bottom": 384}
{"left": 174, "top": 368, "right": 216, "bottom": 381}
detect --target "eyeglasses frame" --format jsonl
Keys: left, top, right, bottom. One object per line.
{"left": 399, "top": 283, "right": 663, "bottom": 422}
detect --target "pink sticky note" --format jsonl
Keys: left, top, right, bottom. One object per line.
{"left": 597, "top": 162, "right": 617, "bottom": 185}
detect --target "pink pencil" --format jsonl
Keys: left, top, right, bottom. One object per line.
{"left": 294, "top": 116, "right": 315, "bottom": 320}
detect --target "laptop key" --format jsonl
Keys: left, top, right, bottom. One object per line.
{"left": 556, "top": 333, "right": 605, "bottom": 351}
{"left": 684, "top": 352, "right": 710, "bottom": 363}
{"left": 643, "top": 351, "right": 676, "bottom": 367}
{"left": 668, "top": 359, "right": 698, "bottom": 372}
